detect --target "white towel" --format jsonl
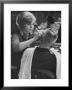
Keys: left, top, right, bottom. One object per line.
{"left": 50, "top": 48, "right": 61, "bottom": 79}
{"left": 18, "top": 47, "right": 37, "bottom": 79}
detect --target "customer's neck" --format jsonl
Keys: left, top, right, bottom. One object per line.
{"left": 39, "top": 43, "right": 52, "bottom": 49}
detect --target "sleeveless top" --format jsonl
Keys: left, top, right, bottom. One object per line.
{"left": 11, "top": 32, "right": 35, "bottom": 70}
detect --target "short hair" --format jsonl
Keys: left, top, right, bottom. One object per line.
{"left": 16, "top": 11, "right": 36, "bottom": 30}
{"left": 40, "top": 30, "right": 58, "bottom": 46}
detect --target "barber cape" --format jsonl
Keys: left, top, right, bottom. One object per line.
{"left": 18, "top": 47, "right": 61, "bottom": 79}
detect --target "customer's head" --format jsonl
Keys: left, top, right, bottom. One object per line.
{"left": 40, "top": 30, "right": 58, "bottom": 48}
{"left": 16, "top": 11, "right": 37, "bottom": 33}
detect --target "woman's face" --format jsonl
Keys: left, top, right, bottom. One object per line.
{"left": 23, "top": 20, "right": 36, "bottom": 33}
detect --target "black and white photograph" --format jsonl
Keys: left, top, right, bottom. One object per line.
{"left": 4, "top": 4, "right": 69, "bottom": 86}
{"left": 11, "top": 11, "right": 61, "bottom": 79}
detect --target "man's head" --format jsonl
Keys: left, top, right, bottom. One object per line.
{"left": 16, "top": 11, "right": 37, "bottom": 33}
{"left": 40, "top": 30, "right": 58, "bottom": 48}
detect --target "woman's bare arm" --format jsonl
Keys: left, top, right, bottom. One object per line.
{"left": 11, "top": 34, "right": 39, "bottom": 52}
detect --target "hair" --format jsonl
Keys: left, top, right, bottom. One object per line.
{"left": 16, "top": 11, "right": 36, "bottom": 30}
{"left": 40, "top": 31, "right": 58, "bottom": 46}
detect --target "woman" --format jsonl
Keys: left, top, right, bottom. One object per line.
{"left": 11, "top": 11, "right": 40, "bottom": 79}
{"left": 12, "top": 11, "right": 40, "bottom": 52}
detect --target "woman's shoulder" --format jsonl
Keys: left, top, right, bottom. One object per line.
{"left": 11, "top": 33, "right": 20, "bottom": 42}
{"left": 12, "top": 33, "right": 26, "bottom": 42}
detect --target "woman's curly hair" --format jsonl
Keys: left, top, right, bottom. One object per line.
{"left": 16, "top": 11, "right": 36, "bottom": 30}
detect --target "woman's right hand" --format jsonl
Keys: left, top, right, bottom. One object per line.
{"left": 33, "top": 31, "right": 40, "bottom": 41}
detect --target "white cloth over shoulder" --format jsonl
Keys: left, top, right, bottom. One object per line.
{"left": 18, "top": 47, "right": 37, "bottom": 79}
{"left": 50, "top": 48, "right": 61, "bottom": 79}
{"left": 18, "top": 47, "right": 61, "bottom": 79}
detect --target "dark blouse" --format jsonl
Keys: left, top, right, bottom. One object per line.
{"left": 11, "top": 32, "right": 34, "bottom": 72}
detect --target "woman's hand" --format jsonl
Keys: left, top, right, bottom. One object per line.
{"left": 33, "top": 31, "right": 40, "bottom": 41}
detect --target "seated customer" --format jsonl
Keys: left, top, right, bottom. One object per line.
{"left": 31, "top": 16, "right": 61, "bottom": 79}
